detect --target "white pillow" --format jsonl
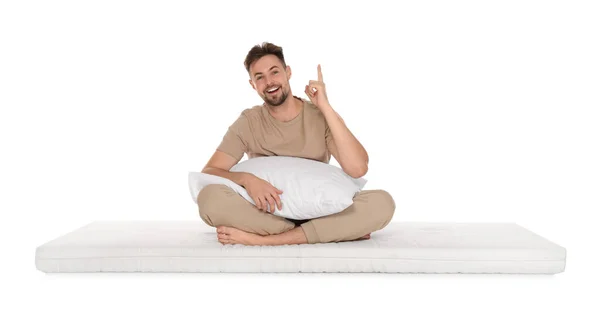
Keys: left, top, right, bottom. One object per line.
{"left": 188, "top": 156, "right": 367, "bottom": 219}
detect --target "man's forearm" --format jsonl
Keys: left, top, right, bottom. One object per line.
{"left": 320, "top": 104, "right": 369, "bottom": 177}
{"left": 201, "top": 167, "right": 252, "bottom": 187}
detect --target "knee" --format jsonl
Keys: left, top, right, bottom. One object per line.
{"left": 370, "top": 189, "right": 396, "bottom": 223}
{"left": 197, "top": 184, "right": 230, "bottom": 225}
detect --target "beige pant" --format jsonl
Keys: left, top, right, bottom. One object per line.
{"left": 196, "top": 184, "right": 396, "bottom": 244}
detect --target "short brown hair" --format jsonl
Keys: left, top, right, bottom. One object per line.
{"left": 244, "top": 42, "right": 286, "bottom": 74}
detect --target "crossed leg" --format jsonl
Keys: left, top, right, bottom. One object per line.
{"left": 197, "top": 184, "right": 396, "bottom": 245}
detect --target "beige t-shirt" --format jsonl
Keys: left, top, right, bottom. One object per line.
{"left": 217, "top": 96, "right": 336, "bottom": 164}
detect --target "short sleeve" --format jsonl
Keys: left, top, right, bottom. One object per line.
{"left": 216, "top": 114, "right": 249, "bottom": 161}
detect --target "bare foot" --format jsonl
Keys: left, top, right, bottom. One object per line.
{"left": 216, "top": 226, "right": 264, "bottom": 245}
{"left": 216, "top": 227, "right": 370, "bottom": 245}
{"left": 340, "top": 233, "right": 371, "bottom": 242}
{"left": 359, "top": 233, "right": 371, "bottom": 240}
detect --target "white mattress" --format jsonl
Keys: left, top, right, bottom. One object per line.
{"left": 35, "top": 221, "right": 566, "bottom": 274}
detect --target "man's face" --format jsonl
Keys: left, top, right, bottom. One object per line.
{"left": 249, "top": 55, "right": 291, "bottom": 107}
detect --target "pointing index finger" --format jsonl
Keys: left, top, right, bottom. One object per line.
{"left": 318, "top": 64, "right": 323, "bottom": 82}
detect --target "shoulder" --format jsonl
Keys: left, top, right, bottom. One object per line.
{"left": 300, "top": 97, "right": 327, "bottom": 122}
{"left": 229, "top": 104, "right": 262, "bottom": 124}
{"left": 295, "top": 96, "right": 320, "bottom": 114}
{"left": 237, "top": 104, "right": 266, "bottom": 128}
{"left": 240, "top": 104, "right": 264, "bottom": 119}
{"left": 226, "top": 104, "right": 266, "bottom": 134}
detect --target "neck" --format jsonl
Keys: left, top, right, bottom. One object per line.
{"left": 265, "top": 95, "right": 303, "bottom": 122}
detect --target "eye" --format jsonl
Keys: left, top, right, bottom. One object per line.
{"left": 256, "top": 76, "right": 262, "bottom": 80}
{"left": 273, "top": 71, "right": 279, "bottom": 75}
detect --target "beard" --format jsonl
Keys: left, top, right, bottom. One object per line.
{"left": 263, "top": 86, "right": 289, "bottom": 107}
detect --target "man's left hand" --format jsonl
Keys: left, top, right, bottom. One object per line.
{"left": 305, "top": 64, "right": 330, "bottom": 109}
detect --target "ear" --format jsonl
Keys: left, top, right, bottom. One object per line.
{"left": 249, "top": 79, "right": 256, "bottom": 90}
{"left": 286, "top": 65, "right": 292, "bottom": 80}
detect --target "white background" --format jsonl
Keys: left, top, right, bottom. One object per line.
{"left": 1, "top": 0, "right": 599, "bottom": 313}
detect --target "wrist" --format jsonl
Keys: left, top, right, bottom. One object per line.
{"left": 237, "top": 172, "right": 254, "bottom": 187}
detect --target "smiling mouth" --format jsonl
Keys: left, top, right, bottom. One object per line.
{"left": 266, "top": 86, "right": 281, "bottom": 94}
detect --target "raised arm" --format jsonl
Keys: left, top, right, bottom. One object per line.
{"left": 305, "top": 64, "right": 369, "bottom": 178}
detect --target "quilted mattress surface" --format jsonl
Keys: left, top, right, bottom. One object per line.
{"left": 35, "top": 221, "right": 566, "bottom": 274}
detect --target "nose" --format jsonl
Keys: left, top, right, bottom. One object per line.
{"left": 265, "top": 75, "right": 275, "bottom": 86}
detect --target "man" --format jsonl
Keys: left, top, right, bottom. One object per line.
{"left": 197, "top": 42, "right": 395, "bottom": 246}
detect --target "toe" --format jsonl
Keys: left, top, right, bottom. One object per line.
{"left": 220, "top": 226, "right": 233, "bottom": 234}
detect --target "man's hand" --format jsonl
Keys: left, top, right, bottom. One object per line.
{"left": 242, "top": 174, "right": 283, "bottom": 213}
{"left": 305, "top": 64, "right": 330, "bottom": 109}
